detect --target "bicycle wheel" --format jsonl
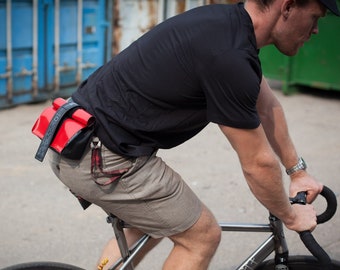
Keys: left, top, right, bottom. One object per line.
{"left": 256, "top": 255, "right": 340, "bottom": 269}
{"left": 1, "top": 261, "right": 85, "bottom": 270}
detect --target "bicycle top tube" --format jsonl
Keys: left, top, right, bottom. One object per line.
{"left": 219, "top": 223, "right": 272, "bottom": 232}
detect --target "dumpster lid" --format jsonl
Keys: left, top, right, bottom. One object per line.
{"left": 319, "top": 0, "right": 340, "bottom": 16}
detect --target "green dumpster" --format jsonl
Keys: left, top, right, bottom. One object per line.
{"left": 259, "top": 8, "right": 340, "bottom": 94}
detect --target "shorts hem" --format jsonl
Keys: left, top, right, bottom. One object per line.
{"left": 147, "top": 202, "right": 203, "bottom": 239}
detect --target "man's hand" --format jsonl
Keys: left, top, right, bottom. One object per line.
{"left": 289, "top": 170, "right": 323, "bottom": 204}
{"left": 285, "top": 171, "right": 322, "bottom": 232}
{"left": 284, "top": 203, "right": 318, "bottom": 232}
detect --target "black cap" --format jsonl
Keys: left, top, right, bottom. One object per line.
{"left": 319, "top": 0, "right": 340, "bottom": 16}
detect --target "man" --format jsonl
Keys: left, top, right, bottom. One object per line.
{"left": 50, "top": 0, "right": 339, "bottom": 269}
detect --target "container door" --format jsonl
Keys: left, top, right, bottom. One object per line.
{"left": 0, "top": 0, "right": 110, "bottom": 109}
{"left": 0, "top": 0, "right": 45, "bottom": 108}
{"left": 49, "top": 0, "right": 110, "bottom": 97}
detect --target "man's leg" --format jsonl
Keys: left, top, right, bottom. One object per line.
{"left": 51, "top": 143, "right": 220, "bottom": 269}
{"left": 163, "top": 205, "right": 221, "bottom": 270}
{"left": 98, "top": 228, "right": 162, "bottom": 270}
{"left": 98, "top": 205, "right": 220, "bottom": 270}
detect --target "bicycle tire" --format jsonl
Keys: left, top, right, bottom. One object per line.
{"left": 1, "top": 262, "right": 85, "bottom": 270}
{"left": 256, "top": 255, "right": 340, "bottom": 269}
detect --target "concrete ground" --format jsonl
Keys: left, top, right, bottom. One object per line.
{"left": 0, "top": 84, "right": 339, "bottom": 269}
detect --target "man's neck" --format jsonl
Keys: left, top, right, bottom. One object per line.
{"left": 244, "top": 0, "right": 282, "bottom": 49}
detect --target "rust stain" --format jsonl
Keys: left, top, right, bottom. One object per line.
{"left": 176, "top": 0, "right": 186, "bottom": 14}
{"left": 138, "top": 0, "right": 158, "bottom": 34}
{"left": 147, "top": 0, "right": 158, "bottom": 29}
{"left": 113, "top": 0, "right": 122, "bottom": 56}
{"left": 208, "top": 0, "right": 238, "bottom": 3}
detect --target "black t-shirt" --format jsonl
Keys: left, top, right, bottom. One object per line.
{"left": 73, "top": 3, "right": 262, "bottom": 157}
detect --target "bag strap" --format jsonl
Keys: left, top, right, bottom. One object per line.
{"left": 35, "top": 99, "right": 81, "bottom": 162}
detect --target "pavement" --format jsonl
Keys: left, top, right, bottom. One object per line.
{"left": 0, "top": 84, "right": 339, "bottom": 269}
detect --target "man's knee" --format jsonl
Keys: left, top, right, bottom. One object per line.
{"left": 201, "top": 219, "right": 221, "bottom": 256}
{"left": 198, "top": 205, "right": 221, "bottom": 245}
{"left": 209, "top": 221, "right": 222, "bottom": 247}
{"left": 170, "top": 205, "right": 221, "bottom": 256}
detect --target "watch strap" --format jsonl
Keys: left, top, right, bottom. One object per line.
{"left": 286, "top": 157, "right": 307, "bottom": 175}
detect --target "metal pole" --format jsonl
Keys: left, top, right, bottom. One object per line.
{"left": 157, "top": 0, "right": 164, "bottom": 23}
{"left": 54, "top": 0, "right": 60, "bottom": 93}
{"left": 185, "top": 0, "right": 190, "bottom": 10}
{"left": 32, "top": 0, "right": 38, "bottom": 97}
{"left": 76, "top": 0, "right": 83, "bottom": 85}
{"left": 6, "top": 0, "right": 13, "bottom": 102}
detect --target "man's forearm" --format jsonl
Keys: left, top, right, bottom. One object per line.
{"left": 241, "top": 154, "right": 295, "bottom": 225}
{"left": 257, "top": 78, "right": 300, "bottom": 170}
{"left": 261, "top": 105, "right": 300, "bottom": 170}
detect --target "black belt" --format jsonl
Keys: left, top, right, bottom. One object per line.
{"left": 35, "top": 99, "right": 81, "bottom": 162}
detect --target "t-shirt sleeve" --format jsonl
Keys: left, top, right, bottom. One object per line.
{"left": 201, "top": 49, "right": 262, "bottom": 129}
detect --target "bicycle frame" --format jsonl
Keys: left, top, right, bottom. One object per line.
{"left": 221, "top": 214, "right": 289, "bottom": 270}
{"left": 106, "top": 213, "right": 289, "bottom": 270}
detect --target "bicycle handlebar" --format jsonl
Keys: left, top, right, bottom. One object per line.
{"left": 290, "top": 185, "right": 337, "bottom": 269}
{"left": 316, "top": 185, "right": 337, "bottom": 224}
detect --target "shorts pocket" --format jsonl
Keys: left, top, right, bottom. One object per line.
{"left": 91, "top": 142, "right": 134, "bottom": 186}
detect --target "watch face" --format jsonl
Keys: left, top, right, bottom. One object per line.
{"left": 299, "top": 158, "right": 307, "bottom": 169}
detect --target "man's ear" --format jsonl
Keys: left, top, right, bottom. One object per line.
{"left": 281, "top": 0, "right": 296, "bottom": 19}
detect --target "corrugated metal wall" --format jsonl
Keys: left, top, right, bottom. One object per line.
{"left": 0, "top": 0, "right": 110, "bottom": 109}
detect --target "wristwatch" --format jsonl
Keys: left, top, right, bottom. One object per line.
{"left": 286, "top": 157, "right": 307, "bottom": 175}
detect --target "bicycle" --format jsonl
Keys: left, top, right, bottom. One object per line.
{"left": 2, "top": 185, "right": 339, "bottom": 270}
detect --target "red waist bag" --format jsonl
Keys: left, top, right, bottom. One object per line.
{"left": 32, "top": 98, "right": 95, "bottom": 162}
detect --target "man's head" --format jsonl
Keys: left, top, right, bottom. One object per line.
{"left": 257, "top": 0, "right": 340, "bottom": 16}
{"left": 317, "top": 0, "right": 340, "bottom": 15}
{"left": 265, "top": 0, "right": 336, "bottom": 56}
{"left": 246, "top": 0, "right": 339, "bottom": 56}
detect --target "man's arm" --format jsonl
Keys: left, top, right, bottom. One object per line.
{"left": 218, "top": 77, "right": 321, "bottom": 232}
{"left": 219, "top": 123, "right": 316, "bottom": 232}
{"left": 256, "top": 77, "right": 322, "bottom": 202}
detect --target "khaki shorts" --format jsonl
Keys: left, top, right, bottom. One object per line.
{"left": 49, "top": 138, "right": 202, "bottom": 238}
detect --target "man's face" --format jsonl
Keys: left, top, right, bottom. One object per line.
{"left": 273, "top": 0, "right": 326, "bottom": 56}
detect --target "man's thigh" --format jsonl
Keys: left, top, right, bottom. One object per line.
{"left": 51, "top": 141, "right": 203, "bottom": 239}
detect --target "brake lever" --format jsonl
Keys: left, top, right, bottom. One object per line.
{"left": 289, "top": 187, "right": 337, "bottom": 224}
{"left": 289, "top": 186, "right": 337, "bottom": 269}
{"left": 289, "top": 191, "right": 307, "bottom": 205}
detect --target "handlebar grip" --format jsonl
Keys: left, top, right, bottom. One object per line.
{"left": 299, "top": 231, "right": 332, "bottom": 269}
{"left": 298, "top": 186, "right": 337, "bottom": 269}
{"left": 317, "top": 185, "right": 337, "bottom": 224}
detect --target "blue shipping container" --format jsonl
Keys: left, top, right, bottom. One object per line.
{"left": 0, "top": 0, "right": 111, "bottom": 109}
